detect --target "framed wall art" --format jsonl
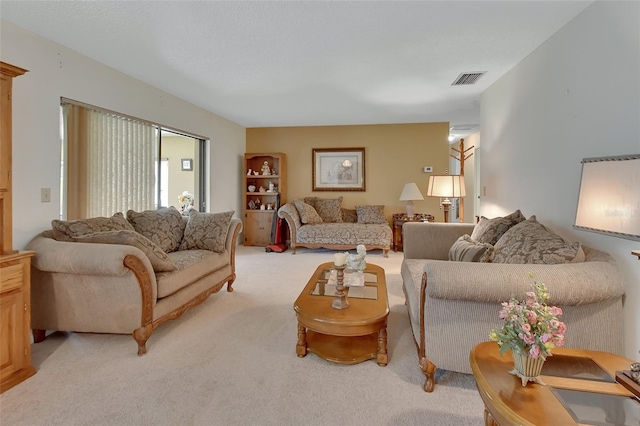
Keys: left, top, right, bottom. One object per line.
{"left": 312, "top": 148, "right": 365, "bottom": 191}
{"left": 181, "top": 158, "right": 193, "bottom": 171}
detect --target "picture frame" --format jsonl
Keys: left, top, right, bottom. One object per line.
{"left": 181, "top": 158, "right": 193, "bottom": 171}
{"left": 312, "top": 148, "right": 365, "bottom": 191}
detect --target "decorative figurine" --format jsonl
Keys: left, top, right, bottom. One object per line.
{"left": 246, "top": 169, "right": 252, "bottom": 176}
{"left": 261, "top": 161, "right": 271, "bottom": 176}
{"left": 253, "top": 170, "right": 259, "bottom": 176}
{"left": 346, "top": 244, "right": 367, "bottom": 271}
{"left": 248, "top": 185, "right": 256, "bottom": 192}
{"left": 248, "top": 200, "right": 256, "bottom": 210}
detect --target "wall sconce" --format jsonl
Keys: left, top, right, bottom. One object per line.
{"left": 574, "top": 154, "right": 640, "bottom": 241}
{"left": 426, "top": 175, "right": 465, "bottom": 222}
{"left": 399, "top": 183, "right": 424, "bottom": 219}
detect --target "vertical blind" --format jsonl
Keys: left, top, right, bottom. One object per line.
{"left": 63, "top": 102, "right": 158, "bottom": 219}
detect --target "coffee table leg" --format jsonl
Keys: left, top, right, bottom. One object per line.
{"left": 484, "top": 407, "right": 498, "bottom": 426}
{"left": 377, "top": 327, "right": 388, "bottom": 366}
{"left": 296, "top": 322, "right": 307, "bottom": 357}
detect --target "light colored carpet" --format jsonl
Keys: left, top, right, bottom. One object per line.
{"left": 0, "top": 246, "right": 485, "bottom": 426}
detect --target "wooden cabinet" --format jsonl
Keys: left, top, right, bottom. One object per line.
{"left": 243, "top": 153, "right": 286, "bottom": 246}
{"left": 1, "top": 252, "right": 35, "bottom": 393}
{"left": 0, "top": 62, "right": 35, "bottom": 393}
{"left": 1, "top": 62, "right": 28, "bottom": 255}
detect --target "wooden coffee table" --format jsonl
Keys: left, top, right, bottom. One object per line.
{"left": 294, "top": 262, "right": 389, "bottom": 366}
{"left": 470, "top": 341, "right": 638, "bottom": 426}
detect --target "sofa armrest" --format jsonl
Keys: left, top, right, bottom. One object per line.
{"left": 278, "top": 203, "right": 301, "bottom": 229}
{"left": 403, "top": 222, "right": 475, "bottom": 260}
{"left": 27, "top": 233, "right": 155, "bottom": 277}
{"left": 226, "top": 218, "right": 243, "bottom": 250}
{"left": 423, "top": 259, "right": 625, "bottom": 306}
{"left": 278, "top": 203, "right": 301, "bottom": 243}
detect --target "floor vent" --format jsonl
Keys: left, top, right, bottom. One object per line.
{"left": 451, "top": 72, "right": 486, "bottom": 86}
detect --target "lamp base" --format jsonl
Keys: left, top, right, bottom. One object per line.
{"left": 405, "top": 201, "right": 416, "bottom": 219}
{"left": 442, "top": 199, "right": 452, "bottom": 223}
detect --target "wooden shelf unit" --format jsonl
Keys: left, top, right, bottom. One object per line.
{"left": 0, "top": 61, "right": 36, "bottom": 393}
{"left": 243, "top": 153, "right": 286, "bottom": 246}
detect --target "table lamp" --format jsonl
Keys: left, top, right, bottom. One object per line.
{"left": 426, "top": 175, "right": 465, "bottom": 222}
{"left": 399, "top": 183, "right": 424, "bottom": 219}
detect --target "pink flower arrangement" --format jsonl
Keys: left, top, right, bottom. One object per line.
{"left": 489, "top": 276, "right": 567, "bottom": 360}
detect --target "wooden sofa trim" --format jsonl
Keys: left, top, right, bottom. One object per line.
{"left": 125, "top": 223, "right": 241, "bottom": 356}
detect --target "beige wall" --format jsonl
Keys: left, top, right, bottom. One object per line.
{"left": 1, "top": 20, "right": 245, "bottom": 248}
{"left": 247, "top": 123, "right": 452, "bottom": 221}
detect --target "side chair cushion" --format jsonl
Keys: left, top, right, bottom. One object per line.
{"left": 492, "top": 216, "right": 585, "bottom": 264}
{"left": 294, "top": 200, "right": 323, "bottom": 224}
{"left": 470, "top": 209, "right": 526, "bottom": 245}
{"left": 448, "top": 235, "right": 495, "bottom": 263}
{"left": 356, "top": 205, "right": 387, "bottom": 224}
{"left": 127, "top": 206, "right": 186, "bottom": 253}
{"left": 179, "top": 210, "right": 235, "bottom": 254}
{"left": 51, "top": 212, "right": 134, "bottom": 242}
{"left": 73, "top": 229, "right": 177, "bottom": 272}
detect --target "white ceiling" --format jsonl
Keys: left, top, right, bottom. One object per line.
{"left": 1, "top": 1, "right": 593, "bottom": 138}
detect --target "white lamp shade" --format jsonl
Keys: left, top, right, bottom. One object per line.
{"left": 426, "top": 175, "right": 466, "bottom": 198}
{"left": 399, "top": 183, "right": 424, "bottom": 201}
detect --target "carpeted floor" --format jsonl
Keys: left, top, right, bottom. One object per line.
{"left": 0, "top": 246, "right": 485, "bottom": 426}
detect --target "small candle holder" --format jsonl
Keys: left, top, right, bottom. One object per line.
{"left": 331, "top": 264, "right": 349, "bottom": 309}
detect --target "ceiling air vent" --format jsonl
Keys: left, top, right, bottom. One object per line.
{"left": 451, "top": 72, "right": 486, "bottom": 86}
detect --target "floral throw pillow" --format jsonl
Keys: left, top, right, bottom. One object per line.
{"left": 127, "top": 207, "right": 186, "bottom": 253}
{"left": 294, "top": 200, "right": 323, "bottom": 224}
{"left": 356, "top": 205, "right": 387, "bottom": 224}
{"left": 448, "top": 235, "right": 495, "bottom": 263}
{"left": 492, "top": 216, "right": 585, "bottom": 264}
{"left": 304, "top": 197, "right": 343, "bottom": 223}
{"left": 341, "top": 208, "right": 358, "bottom": 223}
{"left": 179, "top": 210, "right": 234, "bottom": 254}
{"left": 73, "top": 230, "right": 177, "bottom": 272}
{"left": 470, "top": 209, "right": 526, "bottom": 245}
{"left": 51, "top": 212, "right": 134, "bottom": 242}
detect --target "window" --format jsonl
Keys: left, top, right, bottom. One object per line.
{"left": 60, "top": 99, "right": 205, "bottom": 219}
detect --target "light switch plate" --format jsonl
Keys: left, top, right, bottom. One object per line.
{"left": 423, "top": 166, "right": 433, "bottom": 173}
{"left": 41, "top": 188, "right": 51, "bottom": 203}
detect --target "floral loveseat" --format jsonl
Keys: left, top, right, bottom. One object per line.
{"left": 277, "top": 196, "right": 392, "bottom": 256}
{"left": 26, "top": 207, "right": 242, "bottom": 355}
{"left": 401, "top": 211, "right": 625, "bottom": 392}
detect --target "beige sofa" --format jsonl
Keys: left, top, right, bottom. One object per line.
{"left": 401, "top": 221, "right": 625, "bottom": 392}
{"left": 278, "top": 200, "right": 392, "bottom": 256}
{"left": 26, "top": 208, "right": 242, "bottom": 355}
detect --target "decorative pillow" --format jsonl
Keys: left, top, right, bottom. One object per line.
{"left": 470, "top": 209, "right": 526, "bottom": 245}
{"left": 127, "top": 207, "right": 185, "bottom": 253}
{"left": 492, "top": 216, "right": 585, "bottom": 264}
{"left": 356, "top": 205, "right": 387, "bottom": 224}
{"left": 51, "top": 212, "right": 134, "bottom": 242}
{"left": 73, "top": 230, "right": 177, "bottom": 272}
{"left": 341, "top": 208, "right": 358, "bottom": 223}
{"left": 294, "top": 200, "right": 323, "bottom": 224}
{"left": 304, "top": 197, "right": 343, "bottom": 223}
{"left": 179, "top": 210, "right": 234, "bottom": 253}
{"left": 448, "top": 235, "right": 495, "bottom": 263}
